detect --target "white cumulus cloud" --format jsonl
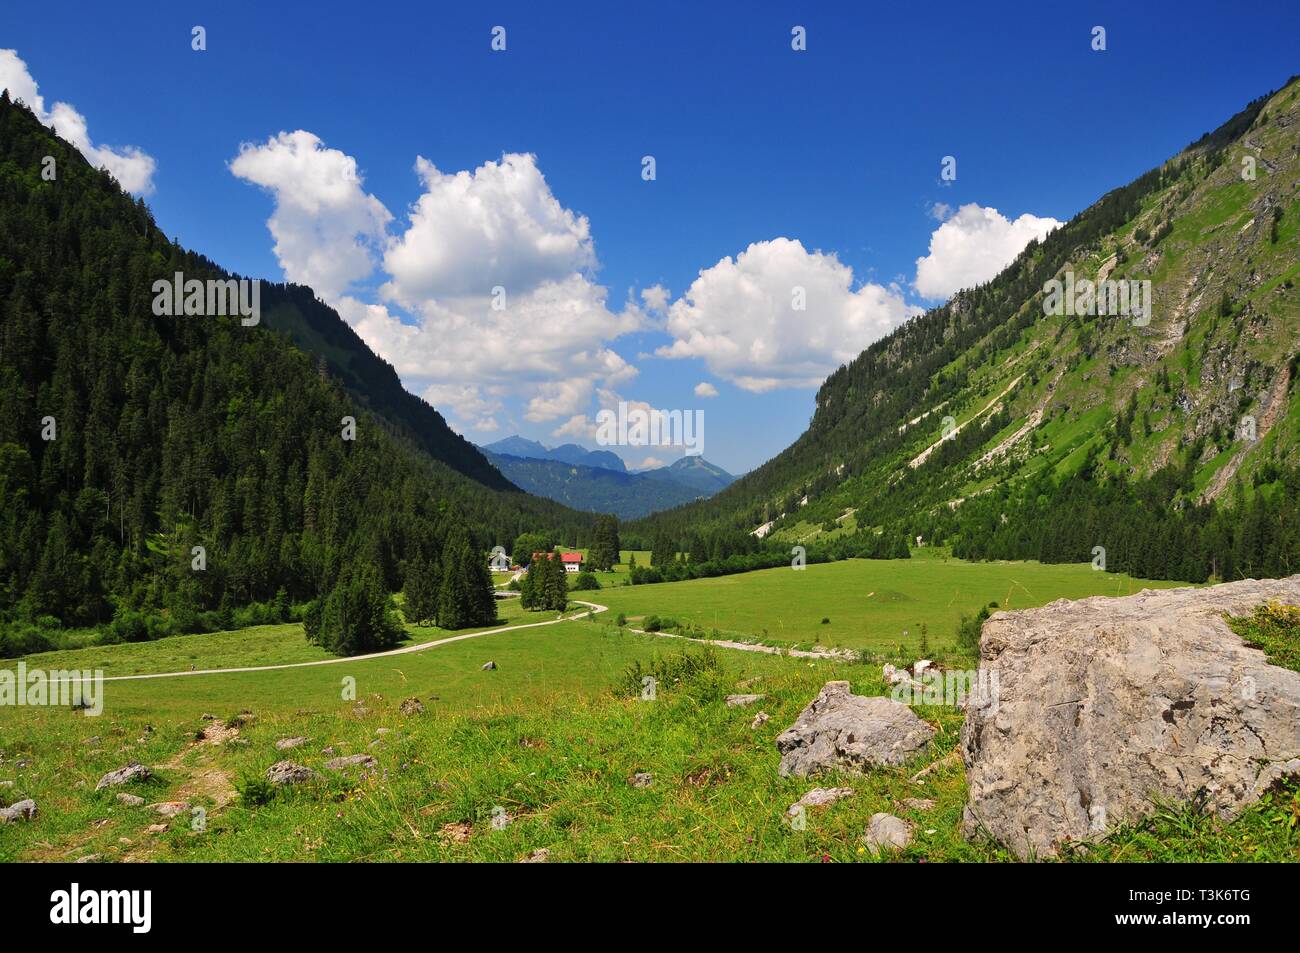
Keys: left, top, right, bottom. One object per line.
{"left": 236, "top": 145, "right": 645, "bottom": 433}
{"left": 381, "top": 153, "right": 597, "bottom": 306}
{"left": 658, "top": 238, "right": 920, "bottom": 392}
{"left": 694, "top": 381, "right": 719, "bottom": 398}
{"left": 229, "top": 131, "right": 392, "bottom": 300}
{"left": 913, "top": 203, "right": 1061, "bottom": 300}
{"left": 0, "top": 49, "right": 156, "bottom": 194}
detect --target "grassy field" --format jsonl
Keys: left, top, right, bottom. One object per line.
{"left": 13, "top": 595, "right": 534, "bottom": 677}
{"left": 4, "top": 555, "right": 1293, "bottom": 864}
{"left": 2, "top": 624, "right": 1294, "bottom": 863}
{"left": 590, "top": 552, "right": 1189, "bottom": 654}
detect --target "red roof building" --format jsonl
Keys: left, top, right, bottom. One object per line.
{"left": 531, "top": 551, "right": 584, "bottom": 573}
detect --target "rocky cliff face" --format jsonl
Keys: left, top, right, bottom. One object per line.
{"left": 961, "top": 577, "right": 1300, "bottom": 859}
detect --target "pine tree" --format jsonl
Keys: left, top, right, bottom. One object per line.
{"left": 587, "top": 514, "right": 621, "bottom": 571}
{"left": 403, "top": 554, "right": 440, "bottom": 626}
{"left": 650, "top": 533, "right": 673, "bottom": 568}
{"left": 435, "top": 531, "right": 469, "bottom": 629}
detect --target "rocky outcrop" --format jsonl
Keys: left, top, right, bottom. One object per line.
{"left": 95, "top": 762, "right": 150, "bottom": 790}
{"left": 776, "top": 681, "right": 935, "bottom": 777}
{"left": 961, "top": 576, "right": 1300, "bottom": 859}
{"left": 266, "top": 761, "right": 317, "bottom": 786}
{"left": 0, "top": 799, "right": 36, "bottom": 823}
{"left": 863, "top": 813, "right": 911, "bottom": 854}
{"left": 325, "top": 753, "right": 378, "bottom": 773}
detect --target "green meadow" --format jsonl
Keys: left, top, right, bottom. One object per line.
{"left": 591, "top": 552, "right": 1189, "bottom": 653}
{"left": 15, "top": 595, "right": 535, "bottom": 678}
{"left": 2, "top": 626, "right": 1294, "bottom": 863}
{"left": 3, "top": 555, "right": 1292, "bottom": 865}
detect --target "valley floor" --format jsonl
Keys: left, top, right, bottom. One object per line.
{"left": 1, "top": 556, "right": 1295, "bottom": 863}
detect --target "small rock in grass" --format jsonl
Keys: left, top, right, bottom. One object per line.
{"left": 115, "top": 793, "right": 145, "bottom": 807}
{"left": 275, "top": 737, "right": 308, "bottom": 751}
{"left": 75, "top": 854, "right": 101, "bottom": 864}
{"left": 149, "top": 801, "right": 191, "bottom": 818}
{"left": 325, "top": 754, "right": 378, "bottom": 773}
{"left": 787, "top": 787, "right": 854, "bottom": 816}
{"left": 750, "top": 711, "right": 771, "bottom": 730}
{"left": 96, "top": 762, "right": 150, "bottom": 791}
{"left": 266, "top": 761, "right": 317, "bottom": 786}
{"left": 882, "top": 663, "right": 914, "bottom": 687}
{"left": 901, "top": 797, "right": 936, "bottom": 811}
{"left": 519, "top": 848, "right": 550, "bottom": 863}
{"left": 863, "top": 813, "right": 912, "bottom": 854}
{"left": 776, "top": 681, "right": 934, "bottom": 777}
{"left": 0, "top": 799, "right": 37, "bottom": 823}
{"left": 399, "top": 697, "right": 426, "bottom": 716}
{"left": 375, "top": 728, "right": 390, "bottom": 736}
{"left": 629, "top": 772, "right": 654, "bottom": 789}
{"left": 481, "top": 661, "right": 497, "bottom": 671}
{"left": 144, "top": 823, "right": 168, "bottom": 834}
{"left": 725, "top": 694, "right": 765, "bottom": 708}
{"left": 200, "top": 713, "right": 217, "bottom": 721}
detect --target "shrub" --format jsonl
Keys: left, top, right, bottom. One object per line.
{"left": 236, "top": 772, "right": 276, "bottom": 807}
{"left": 108, "top": 609, "right": 149, "bottom": 644}
{"left": 0, "top": 624, "right": 55, "bottom": 658}
{"left": 612, "top": 647, "right": 724, "bottom": 700}
{"left": 643, "top": 615, "right": 662, "bottom": 632}
{"left": 571, "top": 571, "right": 600, "bottom": 591}
{"left": 956, "top": 604, "right": 996, "bottom": 655}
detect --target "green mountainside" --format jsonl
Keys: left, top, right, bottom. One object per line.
{"left": 632, "top": 77, "right": 1300, "bottom": 582}
{"left": 259, "top": 283, "right": 512, "bottom": 490}
{"left": 0, "top": 91, "right": 588, "bottom": 644}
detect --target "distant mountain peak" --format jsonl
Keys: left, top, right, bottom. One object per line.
{"left": 482, "top": 435, "right": 627, "bottom": 473}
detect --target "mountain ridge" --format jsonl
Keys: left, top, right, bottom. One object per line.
{"left": 626, "top": 75, "right": 1300, "bottom": 583}
{"left": 484, "top": 446, "right": 735, "bottom": 519}
{"left": 0, "top": 91, "right": 592, "bottom": 636}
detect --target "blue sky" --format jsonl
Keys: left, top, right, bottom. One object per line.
{"left": 2, "top": 1, "right": 1297, "bottom": 474}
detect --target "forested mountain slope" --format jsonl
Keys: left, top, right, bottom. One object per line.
{"left": 0, "top": 91, "right": 587, "bottom": 636}
{"left": 259, "top": 283, "right": 512, "bottom": 491}
{"left": 633, "top": 76, "right": 1300, "bottom": 583}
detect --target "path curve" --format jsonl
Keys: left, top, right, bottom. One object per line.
{"left": 629, "top": 626, "right": 857, "bottom": 661}
{"left": 90, "top": 600, "right": 607, "bottom": 683}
